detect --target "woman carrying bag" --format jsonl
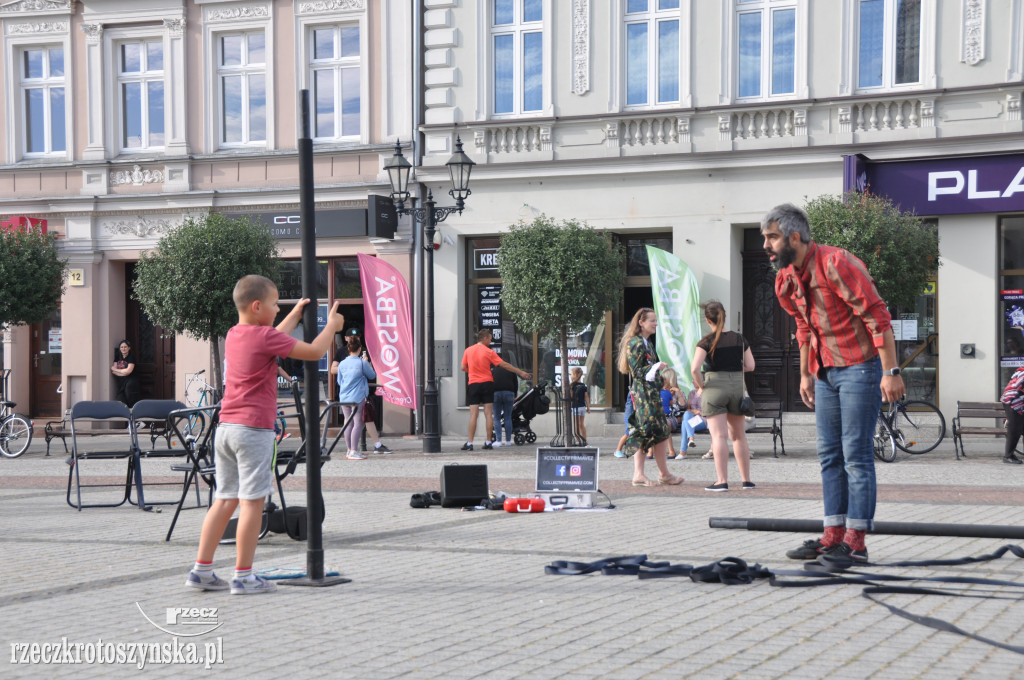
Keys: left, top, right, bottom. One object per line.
{"left": 691, "top": 301, "right": 756, "bottom": 492}
{"left": 617, "top": 307, "right": 683, "bottom": 487}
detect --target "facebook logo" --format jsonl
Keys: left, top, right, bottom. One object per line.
{"left": 556, "top": 465, "right": 567, "bottom": 477}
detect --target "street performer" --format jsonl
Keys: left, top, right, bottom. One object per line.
{"left": 761, "top": 203, "right": 905, "bottom": 566}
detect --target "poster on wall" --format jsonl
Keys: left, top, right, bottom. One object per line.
{"left": 1001, "top": 290, "right": 1024, "bottom": 367}
{"left": 479, "top": 285, "right": 502, "bottom": 355}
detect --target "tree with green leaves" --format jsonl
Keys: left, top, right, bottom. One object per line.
{"left": 498, "top": 216, "right": 625, "bottom": 444}
{"left": 0, "top": 227, "right": 66, "bottom": 329}
{"left": 134, "top": 213, "right": 280, "bottom": 394}
{"left": 805, "top": 192, "right": 939, "bottom": 313}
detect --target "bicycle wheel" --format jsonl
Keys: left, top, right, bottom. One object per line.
{"left": 874, "top": 418, "right": 897, "bottom": 463}
{"left": 891, "top": 401, "right": 946, "bottom": 454}
{"left": 0, "top": 414, "right": 33, "bottom": 458}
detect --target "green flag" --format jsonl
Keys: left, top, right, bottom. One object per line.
{"left": 646, "top": 246, "right": 702, "bottom": 391}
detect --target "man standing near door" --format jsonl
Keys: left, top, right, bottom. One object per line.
{"left": 460, "top": 328, "right": 531, "bottom": 451}
{"left": 762, "top": 203, "right": 904, "bottom": 567}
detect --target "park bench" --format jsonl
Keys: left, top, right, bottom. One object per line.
{"left": 747, "top": 400, "right": 785, "bottom": 457}
{"left": 685, "top": 399, "right": 785, "bottom": 458}
{"left": 952, "top": 401, "right": 1006, "bottom": 460}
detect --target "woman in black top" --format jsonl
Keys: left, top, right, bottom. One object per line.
{"left": 690, "top": 301, "right": 755, "bottom": 492}
{"left": 111, "top": 339, "right": 141, "bottom": 407}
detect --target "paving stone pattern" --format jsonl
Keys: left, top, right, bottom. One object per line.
{"left": 2, "top": 431, "right": 1024, "bottom": 678}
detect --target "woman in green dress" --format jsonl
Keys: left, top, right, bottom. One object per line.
{"left": 617, "top": 307, "right": 684, "bottom": 487}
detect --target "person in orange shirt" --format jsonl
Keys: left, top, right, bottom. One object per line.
{"left": 460, "top": 328, "right": 531, "bottom": 451}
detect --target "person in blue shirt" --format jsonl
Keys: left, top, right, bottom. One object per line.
{"left": 335, "top": 336, "right": 376, "bottom": 460}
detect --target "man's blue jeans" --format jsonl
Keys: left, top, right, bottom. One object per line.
{"left": 493, "top": 390, "right": 515, "bottom": 443}
{"left": 814, "top": 356, "right": 882, "bottom": 531}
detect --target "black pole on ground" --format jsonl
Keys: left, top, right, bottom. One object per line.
{"left": 282, "top": 90, "right": 349, "bottom": 587}
{"left": 710, "top": 516, "right": 1024, "bottom": 540}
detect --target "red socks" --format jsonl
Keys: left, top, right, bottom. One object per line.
{"left": 843, "top": 528, "right": 867, "bottom": 551}
{"left": 822, "top": 525, "right": 845, "bottom": 547}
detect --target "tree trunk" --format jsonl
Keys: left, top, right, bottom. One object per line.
{"left": 560, "top": 325, "right": 574, "bottom": 446}
{"left": 210, "top": 334, "right": 223, "bottom": 402}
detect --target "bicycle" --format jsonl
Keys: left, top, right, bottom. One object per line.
{"left": 873, "top": 398, "right": 946, "bottom": 463}
{"left": 0, "top": 368, "right": 33, "bottom": 458}
{"left": 183, "top": 370, "right": 217, "bottom": 440}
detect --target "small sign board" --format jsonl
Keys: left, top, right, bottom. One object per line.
{"left": 48, "top": 329, "right": 62, "bottom": 353}
{"left": 68, "top": 269, "right": 84, "bottom": 286}
{"left": 535, "top": 447, "right": 599, "bottom": 492}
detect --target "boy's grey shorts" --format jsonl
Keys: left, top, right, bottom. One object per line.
{"left": 214, "top": 423, "right": 274, "bottom": 501}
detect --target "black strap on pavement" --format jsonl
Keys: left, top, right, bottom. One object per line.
{"left": 545, "top": 544, "right": 1024, "bottom": 655}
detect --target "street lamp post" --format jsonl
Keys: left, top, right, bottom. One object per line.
{"left": 385, "top": 137, "right": 474, "bottom": 453}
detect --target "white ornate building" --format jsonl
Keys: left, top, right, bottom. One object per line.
{"left": 413, "top": 0, "right": 1024, "bottom": 432}
{"left": 2, "top": 1, "right": 1024, "bottom": 438}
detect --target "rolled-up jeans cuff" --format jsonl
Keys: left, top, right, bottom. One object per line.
{"left": 823, "top": 515, "right": 846, "bottom": 528}
{"left": 846, "top": 518, "right": 873, "bottom": 531}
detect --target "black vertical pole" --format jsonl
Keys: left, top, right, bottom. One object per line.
{"left": 298, "top": 90, "right": 325, "bottom": 580}
{"left": 281, "top": 91, "right": 347, "bottom": 588}
{"left": 422, "top": 192, "right": 440, "bottom": 453}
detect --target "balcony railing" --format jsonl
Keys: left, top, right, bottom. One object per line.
{"left": 722, "top": 108, "right": 807, "bottom": 141}
{"left": 839, "top": 98, "right": 934, "bottom": 133}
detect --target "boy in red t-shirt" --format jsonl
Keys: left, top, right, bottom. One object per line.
{"left": 185, "top": 275, "right": 344, "bottom": 595}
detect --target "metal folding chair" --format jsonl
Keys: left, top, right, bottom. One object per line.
{"left": 129, "top": 399, "right": 189, "bottom": 511}
{"left": 164, "top": 405, "right": 220, "bottom": 542}
{"left": 66, "top": 401, "right": 134, "bottom": 510}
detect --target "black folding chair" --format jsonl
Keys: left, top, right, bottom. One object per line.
{"left": 267, "top": 383, "right": 351, "bottom": 540}
{"left": 129, "top": 399, "right": 189, "bottom": 511}
{"left": 66, "top": 401, "right": 134, "bottom": 510}
{"left": 164, "top": 405, "right": 220, "bottom": 542}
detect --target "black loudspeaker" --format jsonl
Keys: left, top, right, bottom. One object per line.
{"left": 440, "top": 464, "right": 488, "bottom": 508}
{"left": 367, "top": 194, "right": 397, "bottom": 240}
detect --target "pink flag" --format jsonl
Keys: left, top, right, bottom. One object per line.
{"left": 357, "top": 253, "right": 417, "bottom": 410}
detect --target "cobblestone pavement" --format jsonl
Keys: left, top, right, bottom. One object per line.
{"left": 3, "top": 430, "right": 1024, "bottom": 679}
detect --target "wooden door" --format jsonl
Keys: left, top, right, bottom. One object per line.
{"left": 742, "top": 230, "right": 807, "bottom": 412}
{"left": 29, "top": 308, "right": 62, "bottom": 416}
{"left": 126, "top": 263, "right": 175, "bottom": 400}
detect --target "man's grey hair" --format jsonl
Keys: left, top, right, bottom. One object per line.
{"left": 761, "top": 203, "right": 811, "bottom": 243}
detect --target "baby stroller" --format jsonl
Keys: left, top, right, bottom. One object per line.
{"left": 510, "top": 381, "right": 550, "bottom": 445}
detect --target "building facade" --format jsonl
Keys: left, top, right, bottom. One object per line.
{"left": 0, "top": 0, "right": 416, "bottom": 436}
{"left": 3, "top": 1, "right": 1024, "bottom": 440}
{"left": 416, "top": 0, "right": 1024, "bottom": 435}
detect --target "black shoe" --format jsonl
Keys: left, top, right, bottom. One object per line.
{"left": 460, "top": 442, "right": 473, "bottom": 451}
{"left": 483, "top": 441, "right": 493, "bottom": 450}
{"left": 704, "top": 482, "right": 728, "bottom": 492}
{"left": 786, "top": 538, "right": 825, "bottom": 560}
{"left": 1003, "top": 456, "right": 1023, "bottom": 464}
{"left": 814, "top": 542, "right": 868, "bottom": 570}
{"left": 741, "top": 481, "right": 756, "bottom": 490}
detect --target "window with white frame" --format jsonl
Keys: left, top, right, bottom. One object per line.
{"left": 218, "top": 31, "right": 266, "bottom": 145}
{"left": 118, "top": 39, "right": 164, "bottom": 150}
{"left": 20, "top": 45, "right": 66, "bottom": 155}
{"left": 310, "top": 24, "right": 360, "bottom": 140}
{"left": 624, "top": 0, "right": 680, "bottom": 107}
{"left": 857, "top": 0, "right": 920, "bottom": 89}
{"left": 736, "top": 0, "right": 796, "bottom": 99}
{"left": 491, "top": 0, "right": 543, "bottom": 115}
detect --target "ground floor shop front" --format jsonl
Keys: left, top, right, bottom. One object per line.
{"left": 4, "top": 148, "right": 1024, "bottom": 439}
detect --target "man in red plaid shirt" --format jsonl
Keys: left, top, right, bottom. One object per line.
{"left": 762, "top": 203, "right": 905, "bottom": 567}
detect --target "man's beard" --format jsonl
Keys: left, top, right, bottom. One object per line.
{"left": 768, "top": 241, "right": 797, "bottom": 269}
